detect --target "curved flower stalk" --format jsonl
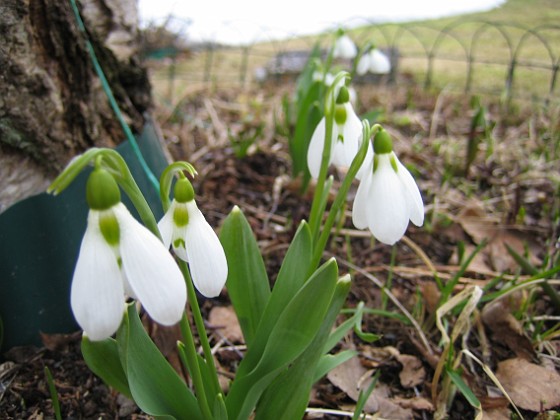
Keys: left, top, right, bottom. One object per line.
{"left": 158, "top": 176, "right": 228, "bottom": 298}
{"left": 306, "top": 85, "right": 370, "bottom": 179}
{"left": 72, "top": 166, "right": 186, "bottom": 341}
{"left": 352, "top": 128, "right": 424, "bottom": 245}
{"left": 356, "top": 47, "right": 391, "bottom": 75}
{"left": 333, "top": 31, "right": 357, "bottom": 60}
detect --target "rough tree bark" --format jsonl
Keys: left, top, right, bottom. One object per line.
{"left": 0, "top": 0, "right": 152, "bottom": 211}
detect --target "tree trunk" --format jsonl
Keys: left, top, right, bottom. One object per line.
{"left": 0, "top": 0, "right": 152, "bottom": 211}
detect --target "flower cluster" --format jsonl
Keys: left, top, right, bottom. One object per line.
{"left": 71, "top": 167, "right": 186, "bottom": 340}
{"left": 307, "top": 111, "right": 423, "bottom": 244}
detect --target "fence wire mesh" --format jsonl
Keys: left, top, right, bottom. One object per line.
{"left": 144, "top": 18, "right": 560, "bottom": 104}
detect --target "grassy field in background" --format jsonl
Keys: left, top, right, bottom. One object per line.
{"left": 148, "top": 0, "right": 560, "bottom": 103}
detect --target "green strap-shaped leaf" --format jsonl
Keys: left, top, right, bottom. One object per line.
{"left": 81, "top": 336, "right": 132, "bottom": 399}
{"left": 446, "top": 368, "right": 481, "bottom": 411}
{"left": 117, "top": 305, "right": 202, "bottom": 420}
{"left": 314, "top": 350, "right": 358, "bottom": 383}
{"left": 255, "top": 276, "right": 352, "bottom": 420}
{"left": 235, "top": 220, "right": 312, "bottom": 379}
{"left": 220, "top": 206, "right": 271, "bottom": 346}
{"left": 226, "top": 259, "right": 340, "bottom": 420}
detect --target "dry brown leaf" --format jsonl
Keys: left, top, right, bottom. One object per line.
{"left": 450, "top": 243, "right": 494, "bottom": 273}
{"left": 39, "top": 332, "right": 81, "bottom": 351}
{"left": 395, "top": 354, "right": 426, "bottom": 388}
{"left": 481, "top": 298, "right": 535, "bottom": 360}
{"left": 421, "top": 281, "right": 441, "bottom": 315}
{"left": 208, "top": 305, "right": 244, "bottom": 343}
{"left": 393, "top": 396, "right": 434, "bottom": 411}
{"left": 495, "top": 358, "right": 560, "bottom": 411}
{"left": 327, "top": 353, "right": 414, "bottom": 419}
{"left": 481, "top": 407, "right": 512, "bottom": 420}
{"left": 457, "top": 202, "right": 541, "bottom": 272}
{"left": 361, "top": 346, "right": 426, "bottom": 389}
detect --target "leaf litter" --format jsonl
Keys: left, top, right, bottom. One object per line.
{"left": 2, "top": 79, "right": 559, "bottom": 418}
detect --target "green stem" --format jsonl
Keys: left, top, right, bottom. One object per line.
{"left": 178, "top": 313, "right": 213, "bottom": 420}
{"left": 179, "top": 260, "right": 222, "bottom": 398}
{"left": 308, "top": 72, "right": 349, "bottom": 243}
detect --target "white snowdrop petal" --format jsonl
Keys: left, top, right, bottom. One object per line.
{"left": 157, "top": 201, "right": 176, "bottom": 249}
{"left": 121, "top": 269, "right": 137, "bottom": 299}
{"left": 340, "top": 104, "right": 363, "bottom": 168}
{"left": 356, "top": 55, "right": 370, "bottom": 76}
{"left": 355, "top": 142, "right": 373, "bottom": 181}
{"left": 173, "top": 222, "right": 189, "bottom": 262}
{"left": 396, "top": 158, "right": 424, "bottom": 226}
{"left": 352, "top": 159, "right": 373, "bottom": 230}
{"left": 370, "top": 49, "right": 391, "bottom": 74}
{"left": 307, "top": 118, "right": 327, "bottom": 179}
{"left": 71, "top": 211, "right": 125, "bottom": 341}
{"left": 367, "top": 157, "right": 410, "bottom": 245}
{"left": 184, "top": 202, "right": 228, "bottom": 298}
{"left": 334, "top": 35, "right": 357, "bottom": 59}
{"left": 115, "top": 204, "right": 186, "bottom": 326}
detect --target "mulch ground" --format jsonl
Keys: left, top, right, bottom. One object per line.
{"left": 1, "top": 79, "right": 558, "bottom": 419}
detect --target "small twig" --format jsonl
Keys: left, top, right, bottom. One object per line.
{"left": 305, "top": 407, "right": 378, "bottom": 419}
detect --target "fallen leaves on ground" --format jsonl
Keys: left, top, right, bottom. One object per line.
{"left": 495, "top": 357, "right": 560, "bottom": 411}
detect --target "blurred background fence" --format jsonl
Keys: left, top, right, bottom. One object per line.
{"left": 143, "top": 18, "right": 560, "bottom": 104}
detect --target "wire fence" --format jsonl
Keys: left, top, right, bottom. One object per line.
{"left": 146, "top": 18, "right": 560, "bottom": 104}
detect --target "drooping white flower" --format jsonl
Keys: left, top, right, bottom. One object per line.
{"left": 333, "top": 34, "right": 357, "bottom": 60}
{"left": 356, "top": 48, "right": 391, "bottom": 75}
{"left": 71, "top": 168, "right": 186, "bottom": 341}
{"left": 158, "top": 177, "right": 228, "bottom": 298}
{"left": 352, "top": 129, "right": 423, "bottom": 245}
{"left": 307, "top": 85, "right": 370, "bottom": 179}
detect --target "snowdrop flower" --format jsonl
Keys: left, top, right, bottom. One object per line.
{"left": 356, "top": 48, "right": 391, "bottom": 75}
{"left": 352, "top": 129, "right": 424, "bottom": 245}
{"left": 158, "top": 177, "right": 228, "bottom": 298}
{"left": 71, "top": 167, "right": 186, "bottom": 341}
{"left": 333, "top": 32, "right": 357, "bottom": 60}
{"left": 307, "top": 85, "right": 368, "bottom": 179}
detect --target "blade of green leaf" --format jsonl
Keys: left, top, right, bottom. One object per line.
{"left": 254, "top": 275, "right": 352, "bottom": 420}
{"left": 314, "top": 350, "right": 358, "bottom": 383}
{"left": 225, "top": 259, "right": 340, "bottom": 419}
{"left": 291, "top": 82, "right": 323, "bottom": 185}
{"left": 220, "top": 206, "right": 271, "bottom": 346}
{"left": 81, "top": 336, "right": 132, "bottom": 399}
{"left": 117, "top": 305, "right": 202, "bottom": 419}
{"left": 213, "top": 394, "right": 228, "bottom": 420}
{"left": 235, "top": 220, "right": 313, "bottom": 380}
{"left": 446, "top": 368, "right": 481, "bottom": 411}
{"left": 352, "top": 371, "right": 380, "bottom": 420}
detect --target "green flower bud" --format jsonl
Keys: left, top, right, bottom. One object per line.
{"left": 174, "top": 178, "right": 195, "bottom": 203}
{"left": 373, "top": 129, "right": 393, "bottom": 154}
{"left": 86, "top": 168, "right": 121, "bottom": 210}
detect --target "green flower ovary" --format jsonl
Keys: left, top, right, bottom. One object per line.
{"left": 174, "top": 178, "right": 195, "bottom": 203}
{"left": 86, "top": 168, "right": 121, "bottom": 210}
{"left": 373, "top": 129, "right": 393, "bottom": 154}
